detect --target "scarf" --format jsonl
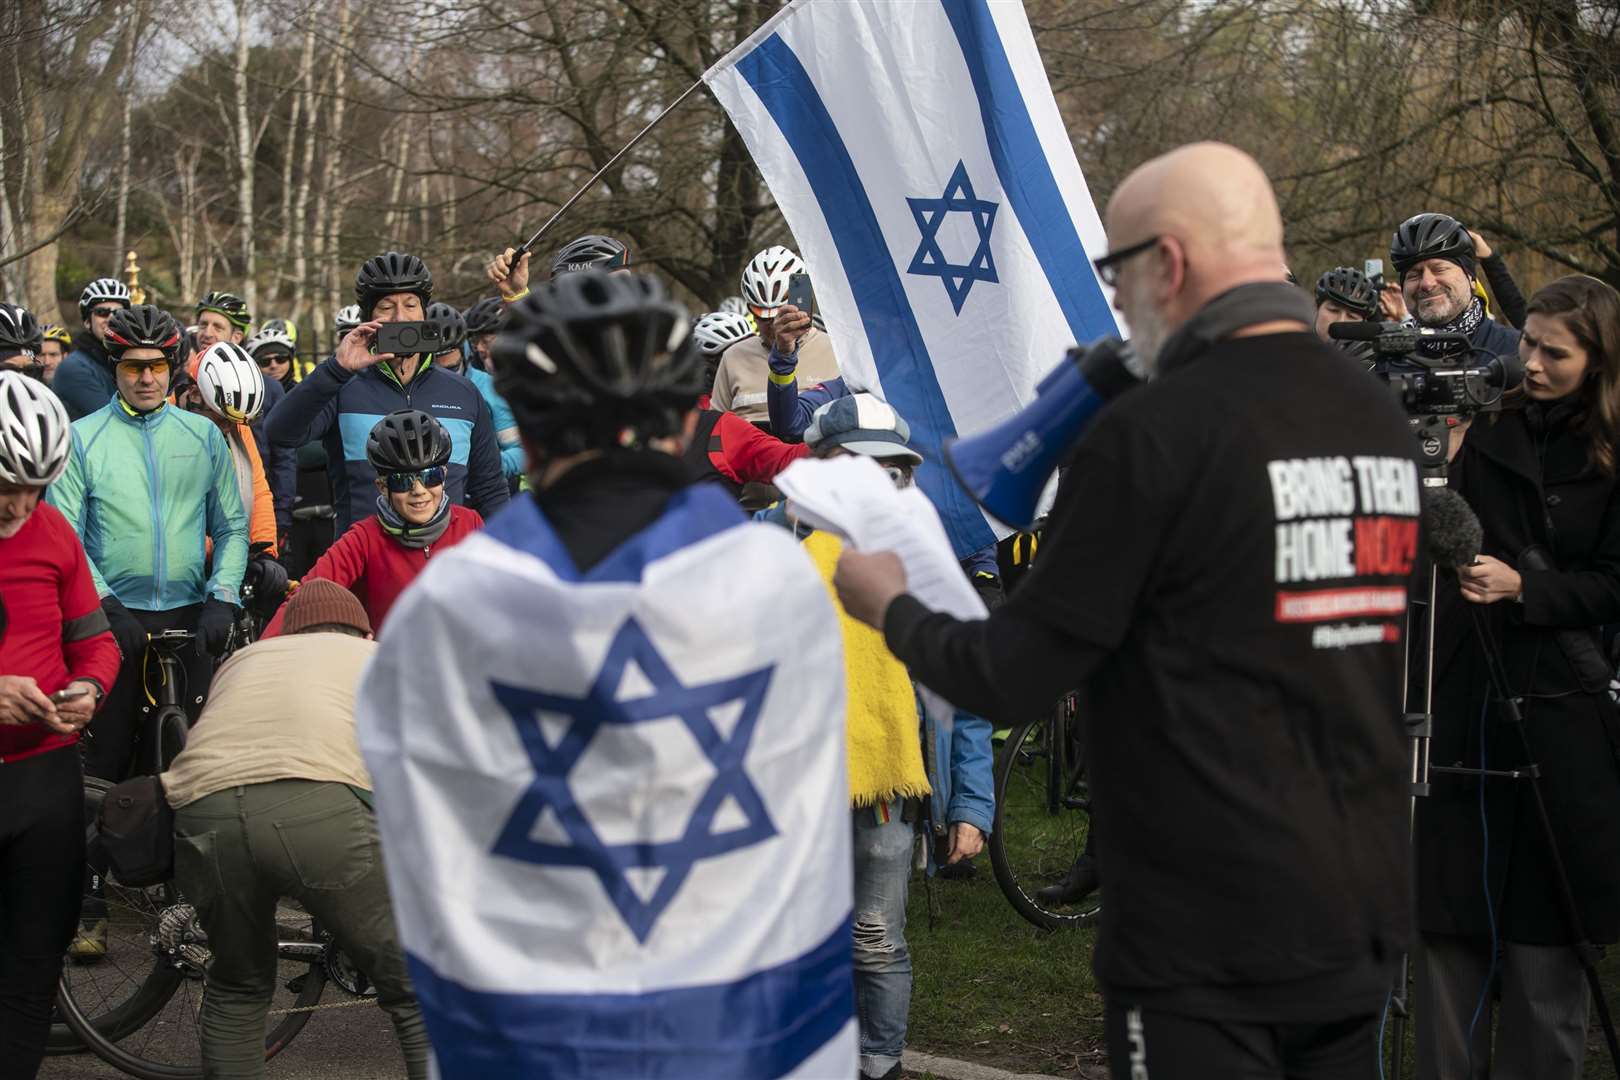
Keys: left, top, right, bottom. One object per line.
{"left": 802, "top": 531, "right": 931, "bottom": 808}
{"left": 375, "top": 492, "right": 452, "bottom": 549}
{"left": 1419, "top": 296, "right": 1485, "bottom": 339}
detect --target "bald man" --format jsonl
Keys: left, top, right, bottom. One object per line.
{"left": 835, "top": 143, "right": 1420, "bottom": 1079}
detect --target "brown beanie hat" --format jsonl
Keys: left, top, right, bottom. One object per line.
{"left": 283, "top": 579, "right": 372, "bottom": 636}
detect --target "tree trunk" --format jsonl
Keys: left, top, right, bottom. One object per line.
{"left": 288, "top": 18, "right": 318, "bottom": 331}
{"left": 112, "top": 91, "right": 132, "bottom": 277}
{"left": 233, "top": 0, "right": 257, "bottom": 313}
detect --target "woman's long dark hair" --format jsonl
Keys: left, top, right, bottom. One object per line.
{"left": 1524, "top": 274, "right": 1620, "bottom": 474}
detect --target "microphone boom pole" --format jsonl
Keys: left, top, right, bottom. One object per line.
{"left": 510, "top": 77, "right": 708, "bottom": 262}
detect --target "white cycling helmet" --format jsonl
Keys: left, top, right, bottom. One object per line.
{"left": 718, "top": 295, "right": 749, "bottom": 317}
{"left": 79, "top": 277, "right": 132, "bottom": 320}
{"left": 195, "top": 341, "right": 266, "bottom": 422}
{"left": 692, "top": 311, "right": 754, "bottom": 357}
{"left": 740, "top": 245, "right": 805, "bottom": 319}
{"left": 334, "top": 304, "right": 362, "bottom": 338}
{"left": 244, "top": 324, "right": 296, "bottom": 359}
{"left": 0, "top": 370, "right": 71, "bottom": 486}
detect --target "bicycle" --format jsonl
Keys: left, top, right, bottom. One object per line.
{"left": 987, "top": 691, "right": 1101, "bottom": 930}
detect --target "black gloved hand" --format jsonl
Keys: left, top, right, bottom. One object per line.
{"left": 246, "top": 554, "right": 290, "bottom": 614}
{"left": 196, "top": 598, "right": 240, "bottom": 658}
{"left": 101, "top": 595, "right": 148, "bottom": 666}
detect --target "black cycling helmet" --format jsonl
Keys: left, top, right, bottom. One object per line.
{"left": 425, "top": 302, "right": 468, "bottom": 354}
{"left": 1314, "top": 267, "right": 1379, "bottom": 318}
{"left": 103, "top": 305, "right": 183, "bottom": 362}
{"left": 355, "top": 251, "right": 433, "bottom": 318}
{"left": 366, "top": 409, "right": 453, "bottom": 472}
{"left": 196, "top": 290, "right": 252, "bottom": 330}
{"left": 549, "top": 234, "right": 630, "bottom": 277}
{"left": 491, "top": 270, "right": 704, "bottom": 456}
{"left": 463, "top": 296, "right": 505, "bottom": 336}
{"left": 0, "top": 303, "right": 43, "bottom": 359}
{"left": 1390, "top": 213, "right": 1475, "bottom": 279}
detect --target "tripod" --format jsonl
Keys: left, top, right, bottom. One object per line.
{"left": 1385, "top": 565, "right": 1620, "bottom": 1077}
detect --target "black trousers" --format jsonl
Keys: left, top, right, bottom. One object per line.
{"left": 1105, "top": 1000, "right": 1379, "bottom": 1080}
{"left": 0, "top": 747, "right": 84, "bottom": 1080}
{"left": 84, "top": 603, "right": 212, "bottom": 782}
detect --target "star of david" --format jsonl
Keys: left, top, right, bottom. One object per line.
{"left": 489, "top": 617, "right": 777, "bottom": 944}
{"left": 906, "top": 160, "right": 1000, "bottom": 314}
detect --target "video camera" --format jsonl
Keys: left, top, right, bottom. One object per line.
{"left": 1329, "top": 320, "right": 1524, "bottom": 478}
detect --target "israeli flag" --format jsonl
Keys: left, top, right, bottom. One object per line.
{"left": 705, "top": 0, "right": 1120, "bottom": 557}
{"left": 356, "top": 486, "right": 854, "bottom": 1078}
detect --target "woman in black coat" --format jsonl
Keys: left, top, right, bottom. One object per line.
{"left": 1415, "top": 274, "right": 1620, "bottom": 1080}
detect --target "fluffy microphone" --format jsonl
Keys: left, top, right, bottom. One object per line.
{"left": 1421, "top": 488, "right": 1483, "bottom": 568}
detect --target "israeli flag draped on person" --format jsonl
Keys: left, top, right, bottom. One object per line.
{"left": 705, "top": 0, "right": 1120, "bottom": 557}
{"left": 355, "top": 485, "right": 855, "bottom": 1078}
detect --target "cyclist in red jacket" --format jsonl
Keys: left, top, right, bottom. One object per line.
{"left": 0, "top": 372, "right": 120, "bottom": 1079}
{"left": 264, "top": 410, "right": 481, "bottom": 635}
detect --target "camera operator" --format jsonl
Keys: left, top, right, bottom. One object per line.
{"left": 1392, "top": 214, "right": 1523, "bottom": 355}
{"left": 1414, "top": 274, "right": 1620, "bottom": 1080}
{"left": 835, "top": 142, "right": 1421, "bottom": 1080}
{"left": 1313, "top": 266, "right": 1380, "bottom": 340}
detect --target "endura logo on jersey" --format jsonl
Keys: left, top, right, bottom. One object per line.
{"left": 489, "top": 615, "right": 778, "bottom": 944}
{"left": 1266, "top": 455, "right": 1419, "bottom": 644}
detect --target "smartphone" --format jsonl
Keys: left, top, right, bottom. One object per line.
{"left": 785, "top": 272, "right": 814, "bottom": 316}
{"left": 51, "top": 687, "right": 90, "bottom": 704}
{"left": 374, "top": 321, "right": 445, "bottom": 357}
{"left": 1364, "top": 258, "right": 1385, "bottom": 290}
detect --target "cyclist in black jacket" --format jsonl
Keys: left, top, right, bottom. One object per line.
{"left": 1392, "top": 213, "right": 1523, "bottom": 357}
{"left": 835, "top": 142, "right": 1422, "bottom": 1080}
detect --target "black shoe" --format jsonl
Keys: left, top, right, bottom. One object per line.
{"left": 1035, "top": 854, "right": 1100, "bottom": 907}
{"left": 938, "top": 855, "right": 977, "bottom": 880}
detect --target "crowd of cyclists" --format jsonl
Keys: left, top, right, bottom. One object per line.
{"left": 0, "top": 201, "right": 1609, "bottom": 1080}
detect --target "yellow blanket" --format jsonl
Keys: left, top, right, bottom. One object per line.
{"left": 803, "top": 531, "right": 931, "bottom": 807}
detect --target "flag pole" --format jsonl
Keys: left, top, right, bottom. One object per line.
{"left": 511, "top": 77, "right": 708, "bottom": 262}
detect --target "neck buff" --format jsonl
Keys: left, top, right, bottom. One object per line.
{"left": 375, "top": 491, "right": 452, "bottom": 549}
{"left": 1419, "top": 295, "right": 1484, "bottom": 338}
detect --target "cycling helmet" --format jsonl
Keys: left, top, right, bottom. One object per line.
{"left": 334, "top": 304, "right": 363, "bottom": 337}
{"left": 195, "top": 341, "right": 267, "bottom": 422}
{"left": 244, "top": 324, "right": 296, "bottom": 360}
{"left": 366, "top": 408, "right": 453, "bottom": 472}
{"left": 463, "top": 296, "right": 505, "bottom": 336}
{"left": 718, "top": 295, "right": 750, "bottom": 318}
{"left": 103, "top": 305, "right": 182, "bottom": 361}
{"left": 692, "top": 310, "right": 753, "bottom": 357}
{"left": 0, "top": 370, "right": 71, "bottom": 486}
{"left": 740, "top": 245, "right": 805, "bottom": 319}
{"left": 42, "top": 324, "right": 72, "bottom": 349}
{"left": 355, "top": 251, "right": 432, "bottom": 317}
{"left": 425, "top": 302, "right": 467, "bottom": 354}
{"left": 1314, "top": 267, "right": 1379, "bottom": 318}
{"left": 196, "top": 290, "right": 252, "bottom": 330}
{"left": 1390, "top": 213, "right": 1475, "bottom": 278}
{"left": 259, "top": 317, "right": 297, "bottom": 346}
{"left": 0, "top": 303, "right": 42, "bottom": 358}
{"left": 491, "top": 270, "right": 704, "bottom": 456}
{"left": 79, "top": 277, "right": 132, "bottom": 321}
{"left": 549, "top": 234, "right": 630, "bottom": 276}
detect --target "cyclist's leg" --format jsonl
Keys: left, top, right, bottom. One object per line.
{"left": 174, "top": 788, "right": 279, "bottom": 1080}
{"left": 0, "top": 746, "right": 84, "bottom": 1080}
{"left": 247, "top": 781, "right": 430, "bottom": 1080}
{"left": 851, "top": 804, "right": 915, "bottom": 1080}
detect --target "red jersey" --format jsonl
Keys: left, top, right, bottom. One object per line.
{"left": 264, "top": 504, "right": 483, "bottom": 637}
{"left": 0, "top": 501, "right": 122, "bottom": 761}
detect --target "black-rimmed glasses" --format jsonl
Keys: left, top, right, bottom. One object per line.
{"left": 1092, "top": 236, "right": 1162, "bottom": 288}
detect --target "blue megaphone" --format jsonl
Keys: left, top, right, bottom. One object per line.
{"left": 944, "top": 337, "right": 1142, "bottom": 530}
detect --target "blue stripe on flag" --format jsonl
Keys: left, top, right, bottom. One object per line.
{"left": 736, "top": 35, "right": 997, "bottom": 558}
{"left": 940, "top": 0, "right": 1118, "bottom": 345}
{"left": 483, "top": 481, "right": 746, "bottom": 583}
{"left": 406, "top": 915, "right": 854, "bottom": 1079}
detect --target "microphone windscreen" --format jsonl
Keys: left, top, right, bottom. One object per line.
{"left": 1328, "top": 321, "right": 1384, "bottom": 341}
{"left": 1420, "top": 487, "right": 1483, "bottom": 568}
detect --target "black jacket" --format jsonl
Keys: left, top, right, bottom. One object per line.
{"left": 886, "top": 332, "right": 1419, "bottom": 1019}
{"left": 1417, "top": 403, "right": 1620, "bottom": 944}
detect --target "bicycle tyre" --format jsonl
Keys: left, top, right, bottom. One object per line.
{"left": 988, "top": 718, "right": 1101, "bottom": 931}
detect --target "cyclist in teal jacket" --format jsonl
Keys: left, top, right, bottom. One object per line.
{"left": 46, "top": 304, "right": 248, "bottom": 785}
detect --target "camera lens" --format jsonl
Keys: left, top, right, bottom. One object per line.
{"left": 398, "top": 327, "right": 419, "bottom": 350}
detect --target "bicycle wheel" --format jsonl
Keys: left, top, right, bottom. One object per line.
{"left": 988, "top": 707, "right": 1101, "bottom": 931}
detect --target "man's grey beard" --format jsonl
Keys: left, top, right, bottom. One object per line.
{"left": 1411, "top": 283, "right": 1470, "bottom": 327}
{"left": 1125, "top": 304, "right": 1172, "bottom": 377}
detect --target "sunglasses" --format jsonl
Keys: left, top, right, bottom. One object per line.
{"left": 383, "top": 466, "right": 447, "bottom": 493}
{"left": 1092, "top": 235, "right": 1162, "bottom": 288}
{"left": 91, "top": 307, "right": 121, "bottom": 319}
{"left": 253, "top": 354, "right": 290, "bottom": 368}
{"left": 116, "top": 359, "right": 170, "bottom": 377}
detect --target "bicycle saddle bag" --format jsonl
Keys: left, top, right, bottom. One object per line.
{"left": 99, "top": 775, "right": 174, "bottom": 887}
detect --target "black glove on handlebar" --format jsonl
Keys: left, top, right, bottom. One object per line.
{"left": 196, "top": 598, "right": 239, "bottom": 658}
{"left": 246, "top": 554, "right": 290, "bottom": 614}
{"left": 101, "top": 595, "right": 148, "bottom": 667}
